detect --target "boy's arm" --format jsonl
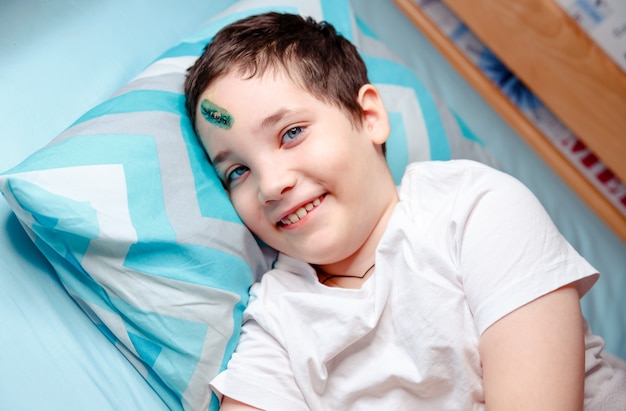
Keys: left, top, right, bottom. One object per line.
{"left": 479, "top": 282, "right": 585, "bottom": 410}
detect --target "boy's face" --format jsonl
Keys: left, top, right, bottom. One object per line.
{"left": 195, "top": 70, "right": 398, "bottom": 273}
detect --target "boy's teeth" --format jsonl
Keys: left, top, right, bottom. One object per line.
{"left": 281, "top": 198, "right": 322, "bottom": 226}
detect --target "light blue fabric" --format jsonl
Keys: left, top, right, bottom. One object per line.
{"left": 0, "top": 1, "right": 236, "bottom": 409}
{"left": 0, "top": 0, "right": 238, "bottom": 173}
{"left": 0, "top": 195, "right": 170, "bottom": 411}
{"left": 365, "top": 56, "right": 451, "bottom": 161}
{"left": 355, "top": 21, "right": 497, "bottom": 183}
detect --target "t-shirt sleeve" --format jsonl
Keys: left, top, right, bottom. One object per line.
{"left": 454, "top": 165, "right": 598, "bottom": 335}
{"left": 210, "top": 284, "right": 309, "bottom": 411}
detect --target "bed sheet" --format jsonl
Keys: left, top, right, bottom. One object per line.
{"left": 352, "top": 0, "right": 626, "bottom": 360}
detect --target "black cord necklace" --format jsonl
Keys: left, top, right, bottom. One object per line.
{"left": 317, "top": 263, "right": 376, "bottom": 284}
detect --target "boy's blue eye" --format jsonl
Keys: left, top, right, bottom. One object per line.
{"left": 281, "top": 126, "right": 303, "bottom": 144}
{"left": 226, "top": 165, "right": 248, "bottom": 186}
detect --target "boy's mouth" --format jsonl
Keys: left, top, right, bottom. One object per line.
{"left": 279, "top": 196, "right": 324, "bottom": 227}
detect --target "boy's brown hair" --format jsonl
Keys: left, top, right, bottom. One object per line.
{"left": 184, "top": 12, "right": 370, "bottom": 130}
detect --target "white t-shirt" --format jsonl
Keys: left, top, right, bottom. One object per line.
{"left": 212, "top": 160, "right": 623, "bottom": 410}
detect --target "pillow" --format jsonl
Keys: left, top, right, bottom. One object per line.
{"left": 352, "top": 18, "right": 499, "bottom": 183}
{"left": 0, "top": 0, "right": 495, "bottom": 410}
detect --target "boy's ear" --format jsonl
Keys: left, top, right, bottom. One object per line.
{"left": 357, "top": 84, "right": 390, "bottom": 145}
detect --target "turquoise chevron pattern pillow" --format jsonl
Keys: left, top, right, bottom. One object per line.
{"left": 0, "top": 1, "right": 495, "bottom": 410}
{"left": 353, "top": 18, "right": 499, "bottom": 183}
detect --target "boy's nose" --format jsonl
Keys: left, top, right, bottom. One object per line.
{"left": 257, "top": 165, "right": 296, "bottom": 204}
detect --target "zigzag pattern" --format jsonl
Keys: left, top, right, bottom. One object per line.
{"left": 3, "top": 93, "right": 261, "bottom": 411}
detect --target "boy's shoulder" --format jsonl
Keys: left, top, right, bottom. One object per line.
{"left": 402, "top": 159, "right": 503, "bottom": 184}
{"left": 399, "top": 159, "right": 524, "bottom": 207}
{"left": 405, "top": 158, "right": 494, "bottom": 171}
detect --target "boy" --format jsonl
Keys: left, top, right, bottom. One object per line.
{"left": 185, "top": 12, "right": 626, "bottom": 411}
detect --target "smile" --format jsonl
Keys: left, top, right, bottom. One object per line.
{"left": 279, "top": 196, "right": 323, "bottom": 226}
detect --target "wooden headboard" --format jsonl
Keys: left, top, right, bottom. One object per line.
{"left": 394, "top": 0, "right": 626, "bottom": 242}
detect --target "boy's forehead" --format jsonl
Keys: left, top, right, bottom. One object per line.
{"left": 196, "top": 73, "right": 247, "bottom": 133}
{"left": 199, "top": 70, "right": 309, "bottom": 127}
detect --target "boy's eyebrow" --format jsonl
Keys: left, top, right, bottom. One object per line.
{"left": 259, "top": 108, "right": 292, "bottom": 131}
{"left": 211, "top": 150, "right": 231, "bottom": 169}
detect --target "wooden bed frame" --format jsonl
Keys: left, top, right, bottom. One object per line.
{"left": 394, "top": 0, "right": 626, "bottom": 242}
